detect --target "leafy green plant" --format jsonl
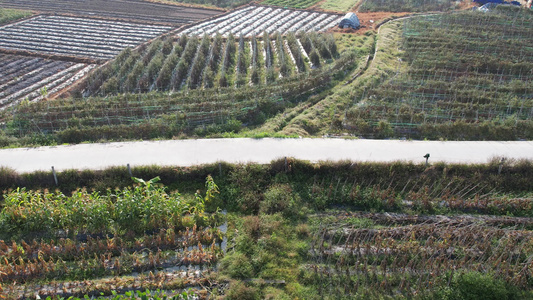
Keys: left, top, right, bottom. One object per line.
{"left": 0, "top": 175, "right": 221, "bottom": 236}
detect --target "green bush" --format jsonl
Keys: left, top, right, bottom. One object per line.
{"left": 220, "top": 252, "right": 254, "bottom": 279}
{"left": 226, "top": 281, "right": 260, "bottom": 300}
{"left": 438, "top": 271, "right": 519, "bottom": 300}
{"left": 260, "top": 184, "right": 301, "bottom": 219}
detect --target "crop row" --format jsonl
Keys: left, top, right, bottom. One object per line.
{"left": 308, "top": 174, "right": 533, "bottom": 215}
{"left": 0, "top": 226, "right": 220, "bottom": 262}
{"left": 262, "top": 0, "right": 321, "bottom": 9}
{"left": 0, "top": 176, "right": 220, "bottom": 236}
{"left": 0, "top": 54, "right": 96, "bottom": 110}
{"left": 345, "top": 7, "right": 533, "bottom": 140}
{"left": 359, "top": 0, "right": 457, "bottom": 12}
{"left": 0, "top": 177, "right": 224, "bottom": 298}
{"left": 181, "top": 5, "right": 342, "bottom": 37}
{"left": 0, "top": 15, "right": 172, "bottom": 60}
{"left": 5, "top": 266, "right": 210, "bottom": 299}
{"left": 1, "top": 242, "right": 219, "bottom": 283}
{"left": 320, "top": 211, "right": 533, "bottom": 229}
{"left": 308, "top": 214, "right": 533, "bottom": 297}
{"left": 0, "top": 0, "right": 222, "bottom": 25}
{"left": 77, "top": 31, "right": 338, "bottom": 97}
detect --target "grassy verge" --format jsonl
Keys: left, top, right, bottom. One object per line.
{"left": 2, "top": 158, "right": 532, "bottom": 213}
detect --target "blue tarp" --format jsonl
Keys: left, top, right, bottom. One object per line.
{"left": 474, "top": 0, "right": 521, "bottom": 5}
{"left": 339, "top": 12, "right": 360, "bottom": 29}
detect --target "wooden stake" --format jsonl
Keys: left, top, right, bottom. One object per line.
{"left": 51, "top": 166, "right": 58, "bottom": 186}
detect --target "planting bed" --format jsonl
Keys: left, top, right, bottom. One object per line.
{"left": 0, "top": 7, "right": 31, "bottom": 24}
{"left": 181, "top": 5, "right": 343, "bottom": 37}
{"left": 0, "top": 0, "right": 222, "bottom": 25}
{"left": 0, "top": 177, "right": 225, "bottom": 299}
{"left": 359, "top": 0, "right": 457, "bottom": 12}
{"left": 0, "top": 54, "right": 96, "bottom": 109}
{"left": 307, "top": 210, "right": 533, "bottom": 298}
{"left": 77, "top": 31, "right": 338, "bottom": 96}
{"left": 0, "top": 15, "right": 173, "bottom": 61}
{"left": 261, "top": 0, "right": 321, "bottom": 9}
{"left": 6, "top": 47, "right": 357, "bottom": 141}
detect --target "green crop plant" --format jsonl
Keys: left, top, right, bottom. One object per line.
{"left": 0, "top": 176, "right": 220, "bottom": 236}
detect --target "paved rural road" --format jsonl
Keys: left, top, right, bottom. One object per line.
{"left": 1, "top": 138, "right": 533, "bottom": 173}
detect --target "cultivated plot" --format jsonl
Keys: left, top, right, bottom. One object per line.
{"left": 0, "top": 182, "right": 225, "bottom": 299}
{"left": 0, "top": 15, "right": 173, "bottom": 61}
{"left": 181, "top": 5, "right": 343, "bottom": 37}
{"left": 345, "top": 7, "right": 533, "bottom": 140}
{"left": 359, "top": 0, "right": 457, "bottom": 12}
{"left": 78, "top": 31, "right": 338, "bottom": 96}
{"left": 0, "top": 54, "right": 96, "bottom": 109}
{"left": 309, "top": 211, "right": 533, "bottom": 298}
{"left": 0, "top": 0, "right": 222, "bottom": 25}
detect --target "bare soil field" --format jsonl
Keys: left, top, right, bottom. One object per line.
{"left": 0, "top": 0, "right": 222, "bottom": 25}
{"left": 0, "top": 15, "right": 172, "bottom": 60}
{"left": 0, "top": 53, "right": 96, "bottom": 109}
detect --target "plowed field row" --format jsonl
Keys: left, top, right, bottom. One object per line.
{"left": 0, "top": 15, "right": 172, "bottom": 60}
{"left": 0, "top": 0, "right": 222, "bottom": 25}
{"left": 0, "top": 54, "right": 96, "bottom": 109}
{"left": 182, "top": 5, "right": 343, "bottom": 37}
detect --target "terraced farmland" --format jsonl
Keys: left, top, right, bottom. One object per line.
{"left": 345, "top": 6, "right": 533, "bottom": 140}
{"left": 181, "top": 5, "right": 343, "bottom": 37}
{"left": 0, "top": 54, "right": 96, "bottom": 109}
{"left": 7, "top": 46, "right": 356, "bottom": 141}
{"left": 0, "top": 15, "right": 173, "bottom": 61}
{"left": 78, "top": 31, "right": 338, "bottom": 96}
{"left": 0, "top": 0, "right": 222, "bottom": 25}
{"left": 308, "top": 210, "right": 533, "bottom": 298}
{"left": 0, "top": 178, "right": 225, "bottom": 299}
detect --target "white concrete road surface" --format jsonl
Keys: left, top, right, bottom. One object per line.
{"left": 1, "top": 138, "right": 533, "bottom": 173}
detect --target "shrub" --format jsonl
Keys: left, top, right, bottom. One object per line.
{"left": 439, "top": 271, "right": 519, "bottom": 300}
{"left": 226, "top": 281, "right": 259, "bottom": 300}
{"left": 220, "top": 252, "right": 254, "bottom": 279}
{"left": 309, "top": 49, "right": 320, "bottom": 67}
{"left": 259, "top": 184, "right": 301, "bottom": 219}
{"left": 251, "top": 67, "right": 260, "bottom": 85}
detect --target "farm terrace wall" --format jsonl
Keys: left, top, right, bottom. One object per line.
{"left": 181, "top": 5, "right": 344, "bottom": 37}
{"left": 0, "top": 15, "right": 173, "bottom": 60}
